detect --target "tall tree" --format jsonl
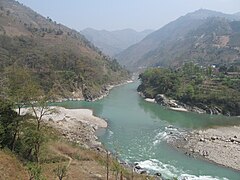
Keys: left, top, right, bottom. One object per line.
{"left": 4, "top": 66, "right": 33, "bottom": 115}
{"left": 0, "top": 99, "right": 19, "bottom": 150}
{"left": 3, "top": 65, "right": 54, "bottom": 162}
{"left": 3, "top": 66, "right": 39, "bottom": 151}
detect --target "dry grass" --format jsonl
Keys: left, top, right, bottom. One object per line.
{"left": 0, "top": 139, "right": 150, "bottom": 180}
{"left": 41, "top": 141, "right": 149, "bottom": 180}
{"left": 0, "top": 150, "right": 28, "bottom": 180}
{"left": 0, "top": 125, "right": 150, "bottom": 180}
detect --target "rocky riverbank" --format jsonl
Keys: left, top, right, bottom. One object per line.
{"left": 52, "top": 80, "right": 134, "bottom": 102}
{"left": 170, "top": 126, "right": 240, "bottom": 171}
{"left": 90, "top": 80, "right": 134, "bottom": 101}
{"left": 141, "top": 93, "right": 232, "bottom": 115}
{"left": 20, "top": 107, "right": 107, "bottom": 150}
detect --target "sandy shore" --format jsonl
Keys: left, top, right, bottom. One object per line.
{"left": 20, "top": 107, "right": 107, "bottom": 148}
{"left": 171, "top": 126, "right": 240, "bottom": 171}
{"left": 21, "top": 106, "right": 107, "bottom": 128}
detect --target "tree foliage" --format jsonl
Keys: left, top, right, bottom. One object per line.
{"left": 53, "top": 165, "right": 68, "bottom": 180}
{"left": 138, "top": 63, "right": 240, "bottom": 115}
{"left": 0, "top": 100, "right": 19, "bottom": 149}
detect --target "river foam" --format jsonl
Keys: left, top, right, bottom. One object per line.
{"left": 153, "top": 125, "right": 187, "bottom": 145}
{"left": 179, "top": 174, "right": 229, "bottom": 180}
{"left": 136, "top": 159, "right": 229, "bottom": 180}
{"left": 153, "top": 131, "right": 168, "bottom": 145}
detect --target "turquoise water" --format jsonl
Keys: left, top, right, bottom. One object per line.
{"left": 52, "top": 81, "right": 240, "bottom": 180}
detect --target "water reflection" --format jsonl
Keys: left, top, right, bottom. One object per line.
{"left": 137, "top": 94, "right": 240, "bottom": 129}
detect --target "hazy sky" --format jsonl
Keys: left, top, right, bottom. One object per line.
{"left": 17, "top": 0, "right": 240, "bottom": 31}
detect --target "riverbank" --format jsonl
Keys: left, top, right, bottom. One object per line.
{"left": 141, "top": 94, "right": 190, "bottom": 112}
{"left": 91, "top": 80, "right": 134, "bottom": 101}
{"left": 138, "top": 66, "right": 240, "bottom": 116}
{"left": 140, "top": 93, "right": 235, "bottom": 115}
{"left": 52, "top": 80, "right": 134, "bottom": 102}
{"left": 20, "top": 107, "right": 107, "bottom": 149}
{"left": 16, "top": 106, "right": 152, "bottom": 179}
{"left": 170, "top": 126, "right": 240, "bottom": 172}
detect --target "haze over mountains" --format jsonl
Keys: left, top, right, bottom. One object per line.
{"left": 81, "top": 28, "right": 153, "bottom": 56}
{"left": 0, "top": 0, "right": 129, "bottom": 100}
{"left": 116, "top": 9, "right": 240, "bottom": 70}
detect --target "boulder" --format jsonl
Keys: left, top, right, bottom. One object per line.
{"left": 140, "top": 170, "right": 147, "bottom": 174}
{"left": 155, "top": 172, "right": 162, "bottom": 177}
{"left": 155, "top": 94, "right": 179, "bottom": 108}
{"left": 155, "top": 94, "right": 167, "bottom": 104}
{"left": 211, "top": 136, "right": 217, "bottom": 140}
{"left": 134, "top": 162, "right": 139, "bottom": 166}
{"left": 202, "top": 150, "right": 209, "bottom": 156}
{"left": 135, "top": 165, "right": 142, "bottom": 170}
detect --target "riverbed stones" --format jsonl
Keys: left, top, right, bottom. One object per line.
{"left": 155, "top": 94, "right": 179, "bottom": 108}
{"left": 171, "top": 126, "right": 240, "bottom": 171}
{"left": 153, "top": 94, "right": 228, "bottom": 115}
{"left": 154, "top": 172, "right": 162, "bottom": 177}
{"left": 211, "top": 136, "right": 216, "bottom": 140}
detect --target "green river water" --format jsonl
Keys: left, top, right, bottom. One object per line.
{"left": 53, "top": 81, "right": 240, "bottom": 180}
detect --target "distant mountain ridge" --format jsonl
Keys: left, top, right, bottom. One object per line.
{"left": 81, "top": 28, "right": 153, "bottom": 56}
{"left": 116, "top": 9, "right": 240, "bottom": 70}
{"left": 234, "top": 12, "right": 240, "bottom": 18}
{"left": 186, "top": 9, "right": 240, "bottom": 20}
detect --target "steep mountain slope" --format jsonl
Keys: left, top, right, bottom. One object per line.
{"left": 0, "top": 0, "right": 129, "bottom": 100}
{"left": 117, "top": 9, "right": 240, "bottom": 70}
{"left": 81, "top": 28, "right": 153, "bottom": 56}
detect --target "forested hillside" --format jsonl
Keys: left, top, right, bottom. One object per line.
{"left": 117, "top": 9, "right": 240, "bottom": 70}
{"left": 0, "top": 0, "right": 129, "bottom": 101}
{"left": 138, "top": 63, "right": 240, "bottom": 116}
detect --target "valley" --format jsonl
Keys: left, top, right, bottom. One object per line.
{"left": 0, "top": 0, "right": 240, "bottom": 179}
{"left": 117, "top": 9, "right": 240, "bottom": 71}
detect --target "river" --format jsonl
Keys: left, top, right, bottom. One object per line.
{"left": 53, "top": 81, "right": 240, "bottom": 180}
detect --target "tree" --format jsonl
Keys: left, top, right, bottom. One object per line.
{"left": 0, "top": 99, "right": 20, "bottom": 150}
{"left": 111, "top": 145, "right": 124, "bottom": 180}
{"left": 27, "top": 97, "right": 56, "bottom": 163}
{"left": 26, "top": 85, "right": 58, "bottom": 163}
{"left": 27, "top": 163, "right": 45, "bottom": 180}
{"left": 3, "top": 67, "right": 36, "bottom": 151}
{"left": 184, "top": 84, "right": 195, "bottom": 100}
{"left": 53, "top": 165, "right": 68, "bottom": 180}
{"left": 4, "top": 65, "right": 55, "bottom": 162}
{"left": 219, "top": 65, "right": 227, "bottom": 73}
{"left": 106, "top": 151, "right": 109, "bottom": 180}
{"left": 21, "top": 125, "right": 45, "bottom": 162}
{"left": 4, "top": 66, "right": 33, "bottom": 115}
{"left": 206, "top": 66, "right": 213, "bottom": 77}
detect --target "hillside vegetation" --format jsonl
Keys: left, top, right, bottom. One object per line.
{"left": 138, "top": 63, "right": 240, "bottom": 116}
{"left": 0, "top": 100, "right": 153, "bottom": 180}
{"left": 0, "top": 0, "right": 129, "bottom": 101}
{"left": 117, "top": 9, "right": 240, "bottom": 70}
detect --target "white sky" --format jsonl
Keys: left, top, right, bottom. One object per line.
{"left": 17, "top": 0, "right": 240, "bottom": 31}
